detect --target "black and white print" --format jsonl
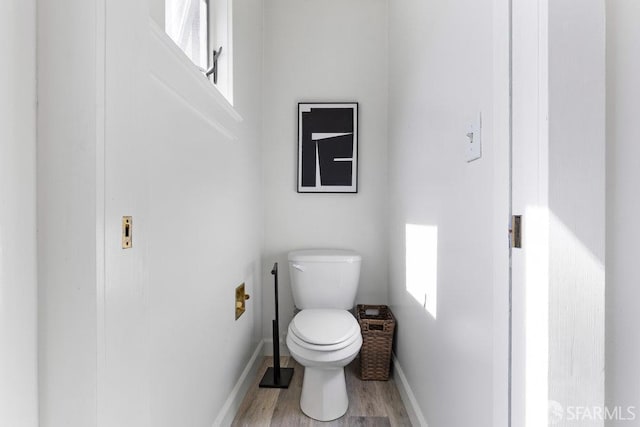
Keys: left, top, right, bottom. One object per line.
{"left": 298, "top": 103, "right": 358, "bottom": 193}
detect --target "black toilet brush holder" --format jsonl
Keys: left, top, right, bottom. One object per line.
{"left": 259, "top": 262, "right": 294, "bottom": 388}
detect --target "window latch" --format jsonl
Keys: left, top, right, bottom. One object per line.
{"left": 204, "top": 46, "right": 223, "bottom": 84}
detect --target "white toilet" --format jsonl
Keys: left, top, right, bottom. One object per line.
{"left": 285, "top": 249, "right": 363, "bottom": 421}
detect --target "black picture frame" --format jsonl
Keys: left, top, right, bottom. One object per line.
{"left": 297, "top": 102, "right": 359, "bottom": 193}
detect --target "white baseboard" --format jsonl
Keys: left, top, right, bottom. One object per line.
{"left": 263, "top": 336, "right": 290, "bottom": 357}
{"left": 392, "top": 353, "right": 429, "bottom": 427}
{"left": 212, "top": 340, "right": 265, "bottom": 427}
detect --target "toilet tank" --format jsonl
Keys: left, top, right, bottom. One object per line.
{"left": 288, "top": 249, "right": 362, "bottom": 310}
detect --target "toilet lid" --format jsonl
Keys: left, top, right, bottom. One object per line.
{"left": 288, "top": 323, "right": 361, "bottom": 352}
{"left": 290, "top": 309, "right": 360, "bottom": 346}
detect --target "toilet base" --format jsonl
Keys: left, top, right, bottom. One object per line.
{"left": 300, "top": 366, "right": 348, "bottom": 421}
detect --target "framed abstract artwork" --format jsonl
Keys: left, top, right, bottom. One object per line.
{"left": 297, "top": 102, "right": 358, "bottom": 193}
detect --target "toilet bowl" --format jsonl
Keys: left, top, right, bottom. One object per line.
{"left": 286, "top": 309, "right": 362, "bottom": 421}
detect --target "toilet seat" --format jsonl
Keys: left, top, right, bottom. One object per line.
{"left": 289, "top": 309, "right": 360, "bottom": 352}
{"left": 288, "top": 324, "right": 361, "bottom": 352}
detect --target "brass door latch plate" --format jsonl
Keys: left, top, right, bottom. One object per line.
{"left": 122, "top": 216, "right": 132, "bottom": 249}
{"left": 510, "top": 215, "right": 522, "bottom": 248}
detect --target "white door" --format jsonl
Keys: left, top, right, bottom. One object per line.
{"left": 510, "top": 1, "right": 606, "bottom": 426}
{"left": 511, "top": 0, "right": 550, "bottom": 426}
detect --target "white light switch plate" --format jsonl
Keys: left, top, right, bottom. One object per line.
{"left": 466, "top": 113, "right": 482, "bottom": 162}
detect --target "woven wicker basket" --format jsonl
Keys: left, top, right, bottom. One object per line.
{"left": 356, "top": 304, "right": 396, "bottom": 381}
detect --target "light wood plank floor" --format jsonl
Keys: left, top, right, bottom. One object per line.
{"left": 232, "top": 357, "right": 412, "bottom": 426}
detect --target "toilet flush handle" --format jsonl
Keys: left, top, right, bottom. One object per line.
{"left": 291, "top": 264, "right": 305, "bottom": 272}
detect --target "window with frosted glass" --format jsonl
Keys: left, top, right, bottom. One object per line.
{"left": 165, "top": 0, "right": 209, "bottom": 70}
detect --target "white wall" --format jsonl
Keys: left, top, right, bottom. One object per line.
{"left": 0, "top": 1, "right": 38, "bottom": 426}
{"left": 37, "top": 0, "right": 99, "bottom": 424}
{"left": 38, "top": 0, "right": 265, "bottom": 425}
{"left": 261, "top": 0, "right": 389, "bottom": 340}
{"left": 387, "top": 0, "right": 499, "bottom": 425}
{"left": 606, "top": 1, "right": 640, "bottom": 425}
{"left": 101, "top": 0, "right": 265, "bottom": 425}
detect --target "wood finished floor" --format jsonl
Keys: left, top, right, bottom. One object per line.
{"left": 232, "top": 357, "right": 412, "bottom": 427}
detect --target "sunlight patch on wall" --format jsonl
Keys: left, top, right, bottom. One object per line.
{"left": 405, "top": 224, "right": 438, "bottom": 318}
